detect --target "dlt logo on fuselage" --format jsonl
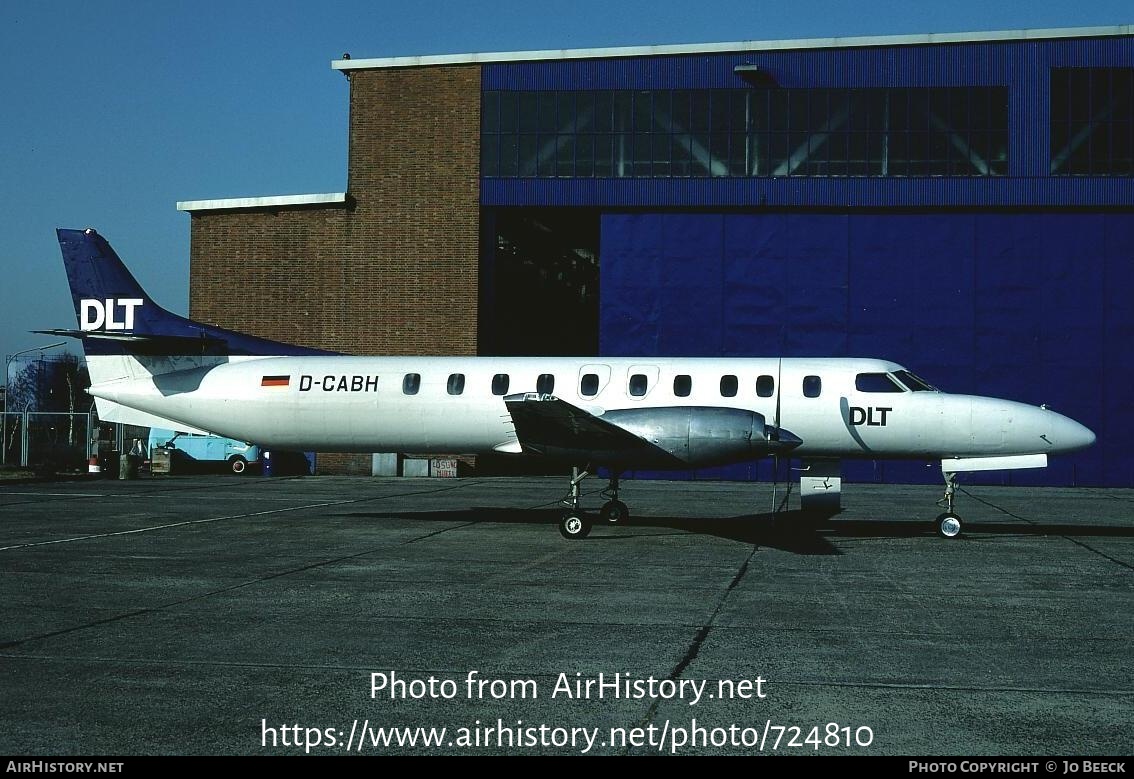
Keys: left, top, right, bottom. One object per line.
{"left": 849, "top": 406, "right": 892, "bottom": 426}
{"left": 80, "top": 298, "right": 143, "bottom": 331}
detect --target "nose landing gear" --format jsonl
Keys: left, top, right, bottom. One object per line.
{"left": 934, "top": 471, "right": 963, "bottom": 538}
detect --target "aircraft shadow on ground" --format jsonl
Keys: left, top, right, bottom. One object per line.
{"left": 341, "top": 507, "right": 1134, "bottom": 555}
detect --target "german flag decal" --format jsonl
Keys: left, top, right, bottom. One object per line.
{"left": 261, "top": 375, "right": 290, "bottom": 388}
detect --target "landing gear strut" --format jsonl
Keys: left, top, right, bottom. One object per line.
{"left": 934, "top": 471, "right": 963, "bottom": 539}
{"left": 559, "top": 467, "right": 592, "bottom": 539}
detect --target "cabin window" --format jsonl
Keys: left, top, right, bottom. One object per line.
{"left": 447, "top": 373, "right": 465, "bottom": 395}
{"left": 629, "top": 373, "right": 648, "bottom": 397}
{"left": 580, "top": 373, "right": 599, "bottom": 397}
{"left": 720, "top": 375, "right": 738, "bottom": 397}
{"left": 803, "top": 375, "right": 822, "bottom": 398}
{"left": 756, "top": 375, "right": 775, "bottom": 397}
{"left": 673, "top": 374, "right": 692, "bottom": 397}
{"left": 402, "top": 373, "right": 420, "bottom": 395}
{"left": 855, "top": 373, "right": 904, "bottom": 393}
{"left": 537, "top": 373, "right": 555, "bottom": 395}
{"left": 492, "top": 374, "right": 510, "bottom": 396}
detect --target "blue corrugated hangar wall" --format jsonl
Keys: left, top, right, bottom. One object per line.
{"left": 481, "top": 34, "right": 1134, "bottom": 486}
{"left": 600, "top": 211, "right": 1131, "bottom": 486}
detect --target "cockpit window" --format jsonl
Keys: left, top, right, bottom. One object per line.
{"left": 855, "top": 373, "right": 905, "bottom": 393}
{"left": 893, "top": 370, "right": 938, "bottom": 392}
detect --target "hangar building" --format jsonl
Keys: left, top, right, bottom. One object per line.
{"left": 178, "top": 25, "right": 1134, "bottom": 485}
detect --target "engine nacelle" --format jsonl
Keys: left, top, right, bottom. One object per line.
{"left": 601, "top": 406, "right": 797, "bottom": 468}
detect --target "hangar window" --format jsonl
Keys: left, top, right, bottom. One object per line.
{"left": 756, "top": 375, "right": 775, "bottom": 397}
{"left": 580, "top": 373, "right": 599, "bottom": 397}
{"left": 1051, "top": 68, "right": 1133, "bottom": 175}
{"left": 483, "top": 86, "right": 1008, "bottom": 179}
{"left": 402, "top": 373, "right": 420, "bottom": 395}
{"left": 855, "top": 373, "right": 904, "bottom": 393}
{"left": 629, "top": 373, "right": 648, "bottom": 396}
{"left": 537, "top": 373, "right": 555, "bottom": 395}
{"left": 447, "top": 373, "right": 465, "bottom": 396}
{"left": 803, "top": 375, "right": 822, "bottom": 398}
{"left": 720, "top": 375, "right": 738, "bottom": 397}
{"left": 673, "top": 374, "right": 692, "bottom": 397}
{"left": 492, "top": 374, "right": 510, "bottom": 396}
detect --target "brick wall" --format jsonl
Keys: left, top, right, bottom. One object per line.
{"left": 189, "top": 207, "right": 353, "bottom": 351}
{"left": 187, "top": 64, "right": 482, "bottom": 473}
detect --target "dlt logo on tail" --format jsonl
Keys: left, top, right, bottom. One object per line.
{"left": 80, "top": 298, "right": 143, "bottom": 331}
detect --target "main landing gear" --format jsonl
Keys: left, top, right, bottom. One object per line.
{"left": 558, "top": 468, "right": 631, "bottom": 539}
{"left": 934, "top": 471, "right": 963, "bottom": 539}
{"left": 599, "top": 474, "right": 630, "bottom": 525}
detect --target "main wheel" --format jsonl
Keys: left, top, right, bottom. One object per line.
{"left": 600, "top": 499, "right": 630, "bottom": 525}
{"left": 935, "top": 512, "right": 963, "bottom": 539}
{"left": 559, "top": 512, "right": 592, "bottom": 540}
{"left": 229, "top": 455, "right": 248, "bottom": 474}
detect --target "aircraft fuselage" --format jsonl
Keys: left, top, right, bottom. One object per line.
{"left": 87, "top": 354, "right": 1095, "bottom": 462}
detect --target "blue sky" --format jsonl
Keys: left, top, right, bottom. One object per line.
{"left": 1, "top": 1, "right": 1131, "bottom": 366}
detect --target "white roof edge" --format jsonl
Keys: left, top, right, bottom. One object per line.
{"left": 331, "top": 25, "right": 1132, "bottom": 71}
{"left": 176, "top": 193, "right": 348, "bottom": 212}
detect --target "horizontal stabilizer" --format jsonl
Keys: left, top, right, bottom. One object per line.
{"left": 34, "top": 328, "right": 227, "bottom": 353}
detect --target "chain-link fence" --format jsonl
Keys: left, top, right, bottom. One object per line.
{"left": 1, "top": 411, "right": 96, "bottom": 470}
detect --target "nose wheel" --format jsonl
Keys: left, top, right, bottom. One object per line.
{"left": 935, "top": 512, "right": 963, "bottom": 538}
{"left": 934, "top": 472, "right": 964, "bottom": 539}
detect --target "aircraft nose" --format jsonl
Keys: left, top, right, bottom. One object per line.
{"left": 1046, "top": 410, "right": 1096, "bottom": 453}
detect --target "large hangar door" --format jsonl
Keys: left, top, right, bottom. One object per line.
{"left": 598, "top": 211, "right": 1116, "bottom": 487}
{"left": 482, "top": 209, "right": 599, "bottom": 356}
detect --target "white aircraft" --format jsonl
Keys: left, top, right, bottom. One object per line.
{"left": 43, "top": 228, "right": 1096, "bottom": 540}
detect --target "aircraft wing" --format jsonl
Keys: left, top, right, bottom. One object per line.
{"left": 504, "top": 392, "right": 793, "bottom": 468}
{"left": 503, "top": 393, "right": 653, "bottom": 457}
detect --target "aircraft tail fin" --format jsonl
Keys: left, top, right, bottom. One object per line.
{"left": 51, "top": 228, "right": 332, "bottom": 421}
{"left": 55, "top": 228, "right": 330, "bottom": 359}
